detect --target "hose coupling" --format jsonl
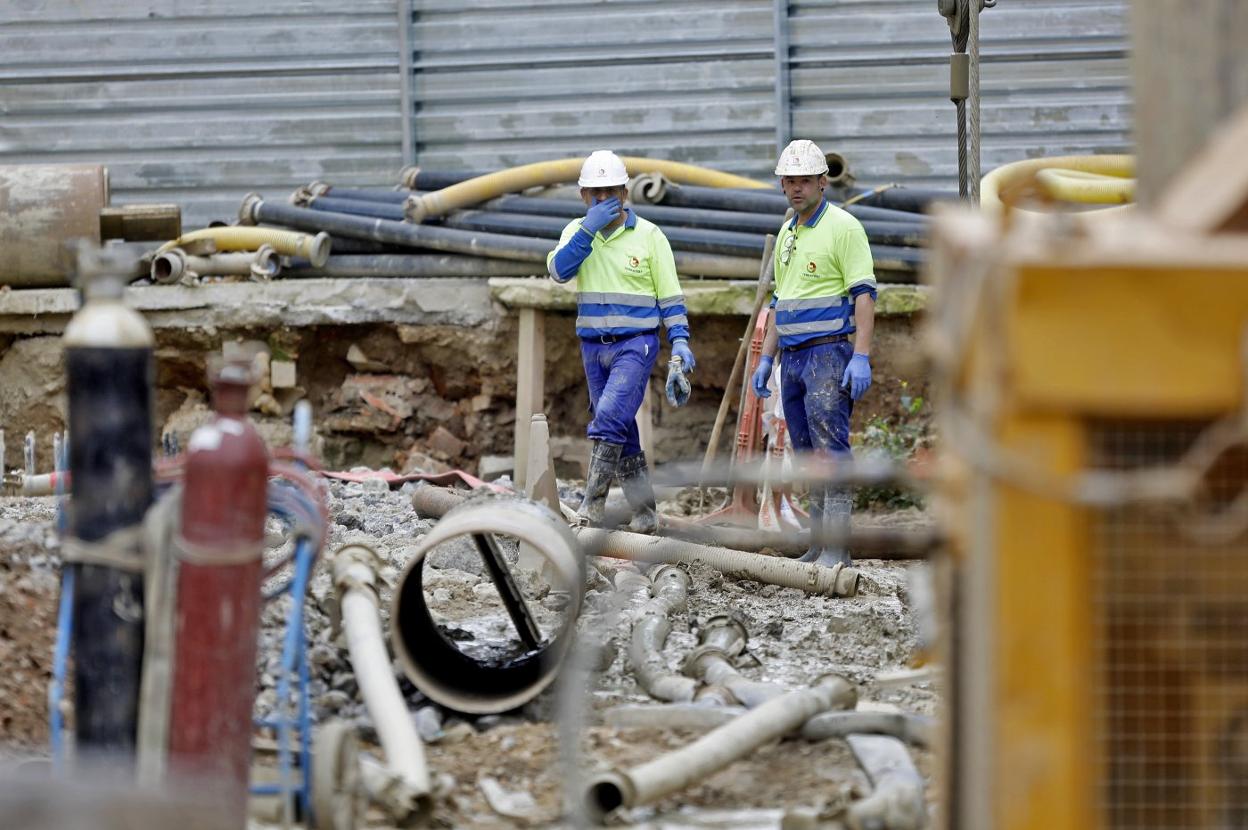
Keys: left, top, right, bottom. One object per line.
{"left": 238, "top": 193, "right": 263, "bottom": 226}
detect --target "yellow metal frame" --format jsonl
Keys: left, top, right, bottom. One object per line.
{"left": 936, "top": 213, "right": 1248, "bottom": 830}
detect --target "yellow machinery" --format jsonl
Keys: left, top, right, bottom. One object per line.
{"left": 929, "top": 116, "right": 1248, "bottom": 829}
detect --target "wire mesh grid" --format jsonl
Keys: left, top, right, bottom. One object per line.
{"left": 1090, "top": 420, "right": 1248, "bottom": 829}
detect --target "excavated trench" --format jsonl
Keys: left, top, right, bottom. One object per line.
{"left": 0, "top": 297, "right": 936, "bottom": 827}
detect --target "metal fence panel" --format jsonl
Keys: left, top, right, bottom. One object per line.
{"left": 0, "top": 0, "right": 404, "bottom": 227}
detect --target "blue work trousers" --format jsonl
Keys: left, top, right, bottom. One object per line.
{"left": 780, "top": 339, "right": 855, "bottom": 458}
{"left": 581, "top": 332, "right": 659, "bottom": 459}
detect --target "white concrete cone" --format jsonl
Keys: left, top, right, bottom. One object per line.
{"left": 519, "top": 414, "right": 559, "bottom": 573}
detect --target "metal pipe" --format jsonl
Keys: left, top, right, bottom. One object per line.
{"left": 683, "top": 616, "right": 787, "bottom": 708}
{"left": 390, "top": 499, "right": 584, "bottom": 714}
{"left": 283, "top": 254, "right": 540, "bottom": 279}
{"left": 151, "top": 246, "right": 280, "bottom": 284}
{"left": 827, "top": 185, "right": 955, "bottom": 214}
{"left": 603, "top": 704, "right": 935, "bottom": 748}
{"left": 473, "top": 195, "right": 927, "bottom": 246}
{"left": 846, "top": 734, "right": 927, "bottom": 830}
{"left": 333, "top": 544, "right": 432, "bottom": 824}
{"left": 99, "top": 204, "right": 181, "bottom": 242}
{"left": 584, "top": 675, "right": 856, "bottom": 823}
{"left": 240, "top": 194, "right": 552, "bottom": 263}
{"left": 245, "top": 195, "right": 762, "bottom": 278}
{"left": 628, "top": 565, "right": 697, "bottom": 703}
{"left": 575, "top": 528, "right": 861, "bottom": 598}
{"left": 642, "top": 183, "right": 926, "bottom": 224}
{"left": 0, "top": 164, "right": 109, "bottom": 287}
{"left": 407, "top": 485, "right": 861, "bottom": 597}
{"left": 658, "top": 521, "right": 940, "bottom": 560}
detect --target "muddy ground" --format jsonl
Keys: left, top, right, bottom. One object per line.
{"left": 0, "top": 476, "right": 938, "bottom": 829}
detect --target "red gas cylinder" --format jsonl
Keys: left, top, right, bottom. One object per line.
{"left": 168, "top": 360, "right": 269, "bottom": 824}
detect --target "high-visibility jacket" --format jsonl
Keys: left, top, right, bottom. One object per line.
{"left": 771, "top": 199, "right": 876, "bottom": 349}
{"left": 547, "top": 210, "right": 689, "bottom": 342}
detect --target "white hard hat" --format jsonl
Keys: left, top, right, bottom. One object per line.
{"left": 578, "top": 150, "right": 630, "bottom": 188}
{"left": 774, "top": 139, "right": 830, "bottom": 176}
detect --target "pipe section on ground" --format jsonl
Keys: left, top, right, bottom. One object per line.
{"left": 658, "top": 521, "right": 940, "bottom": 560}
{"left": 403, "top": 158, "right": 770, "bottom": 223}
{"left": 0, "top": 164, "right": 109, "bottom": 287}
{"left": 628, "top": 565, "right": 696, "bottom": 703}
{"left": 584, "top": 675, "right": 856, "bottom": 823}
{"left": 333, "top": 544, "right": 432, "bottom": 825}
{"left": 390, "top": 498, "right": 584, "bottom": 714}
{"left": 845, "top": 734, "right": 927, "bottom": 830}
{"left": 682, "top": 616, "right": 788, "bottom": 708}
{"left": 408, "top": 485, "right": 861, "bottom": 597}
{"left": 575, "top": 528, "right": 861, "bottom": 598}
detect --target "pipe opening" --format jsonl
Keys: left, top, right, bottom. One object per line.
{"left": 586, "top": 779, "right": 626, "bottom": 821}
{"left": 390, "top": 500, "right": 584, "bottom": 714}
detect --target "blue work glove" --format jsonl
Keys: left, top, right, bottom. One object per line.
{"left": 751, "top": 354, "right": 774, "bottom": 399}
{"left": 665, "top": 357, "right": 691, "bottom": 407}
{"left": 671, "top": 338, "right": 696, "bottom": 372}
{"left": 580, "top": 197, "right": 621, "bottom": 235}
{"left": 842, "top": 353, "right": 872, "bottom": 401}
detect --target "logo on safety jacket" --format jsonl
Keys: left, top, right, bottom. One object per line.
{"left": 628, "top": 256, "right": 640, "bottom": 269}
{"left": 807, "top": 261, "right": 817, "bottom": 273}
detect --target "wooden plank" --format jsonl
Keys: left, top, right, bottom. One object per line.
{"left": 513, "top": 308, "right": 545, "bottom": 492}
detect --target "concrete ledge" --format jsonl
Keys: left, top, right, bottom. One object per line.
{"left": 0, "top": 278, "right": 495, "bottom": 334}
{"left": 488, "top": 277, "right": 929, "bottom": 316}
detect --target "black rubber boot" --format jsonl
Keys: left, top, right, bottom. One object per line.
{"left": 798, "top": 486, "right": 853, "bottom": 568}
{"left": 576, "top": 440, "right": 623, "bottom": 526}
{"left": 618, "top": 451, "right": 659, "bottom": 534}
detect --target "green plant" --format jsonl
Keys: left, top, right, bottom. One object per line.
{"left": 851, "top": 380, "right": 931, "bottom": 510}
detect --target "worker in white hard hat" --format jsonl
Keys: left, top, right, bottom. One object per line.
{"left": 546, "top": 150, "right": 696, "bottom": 532}
{"left": 750, "top": 139, "right": 877, "bottom": 567}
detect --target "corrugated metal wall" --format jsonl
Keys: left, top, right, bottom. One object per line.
{"left": 0, "top": 0, "right": 404, "bottom": 227}
{"left": 0, "top": 0, "right": 1128, "bottom": 228}
{"left": 788, "top": 0, "right": 1131, "bottom": 188}
{"left": 409, "top": 0, "right": 777, "bottom": 176}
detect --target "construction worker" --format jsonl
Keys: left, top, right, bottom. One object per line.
{"left": 547, "top": 150, "right": 696, "bottom": 532}
{"left": 751, "top": 139, "right": 876, "bottom": 567}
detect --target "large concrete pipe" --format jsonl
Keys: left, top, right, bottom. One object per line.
{"left": 0, "top": 164, "right": 109, "bottom": 287}
{"left": 390, "top": 498, "right": 584, "bottom": 715}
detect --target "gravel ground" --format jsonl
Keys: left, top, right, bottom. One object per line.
{"left": 0, "top": 479, "right": 940, "bottom": 829}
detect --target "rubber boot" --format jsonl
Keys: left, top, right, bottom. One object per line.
{"left": 799, "top": 484, "right": 825, "bottom": 562}
{"left": 799, "top": 486, "right": 853, "bottom": 568}
{"left": 576, "top": 440, "right": 623, "bottom": 526}
{"left": 618, "top": 451, "right": 659, "bottom": 534}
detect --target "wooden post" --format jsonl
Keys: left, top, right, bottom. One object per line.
{"left": 513, "top": 308, "right": 545, "bottom": 491}
{"left": 635, "top": 380, "right": 654, "bottom": 460}
{"left": 1131, "top": 0, "right": 1248, "bottom": 205}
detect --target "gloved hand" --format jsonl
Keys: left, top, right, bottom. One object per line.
{"left": 671, "top": 338, "right": 696, "bottom": 372}
{"left": 751, "top": 354, "right": 774, "bottom": 399}
{"left": 581, "top": 197, "right": 621, "bottom": 235}
{"left": 842, "top": 352, "right": 872, "bottom": 401}
{"left": 665, "top": 357, "right": 691, "bottom": 407}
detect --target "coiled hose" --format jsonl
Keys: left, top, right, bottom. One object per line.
{"left": 980, "top": 154, "right": 1135, "bottom": 218}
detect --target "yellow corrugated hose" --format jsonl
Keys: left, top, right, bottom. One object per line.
{"left": 981, "top": 153, "right": 1135, "bottom": 218}
{"left": 404, "top": 157, "right": 771, "bottom": 223}
{"left": 156, "top": 227, "right": 331, "bottom": 267}
{"left": 1034, "top": 168, "right": 1136, "bottom": 204}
